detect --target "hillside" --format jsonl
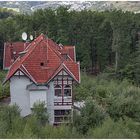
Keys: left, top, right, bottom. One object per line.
{"left": 89, "top": 1, "right": 140, "bottom": 13}
{"left": 1, "top": 1, "right": 140, "bottom": 13}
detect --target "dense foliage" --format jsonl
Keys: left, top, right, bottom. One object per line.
{"left": 0, "top": 73, "right": 140, "bottom": 138}
{"left": 0, "top": 71, "right": 9, "bottom": 99}
{"left": 0, "top": 8, "right": 140, "bottom": 84}
{"left": 0, "top": 7, "right": 140, "bottom": 138}
{"left": 74, "top": 73, "right": 140, "bottom": 118}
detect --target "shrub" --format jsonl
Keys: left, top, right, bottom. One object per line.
{"left": 87, "top": 117, "right": 139, "bottom": 139}
{"left": 0, "top": 104, "right": 21, "bottom": 138}
{"left": 74, "top": 98, "right": 106, "bottom": 134}
{"left": 32, "top": 101, "right": 49, "bottom": 125}
{"left": 107, "top": 85, "right": 140, "bottom": 121}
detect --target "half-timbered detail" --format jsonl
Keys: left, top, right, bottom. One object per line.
{"left": 53, "top": 70, "right": 73, "bottom": 108}
{"left": 3, "top": 34, "right": 80, "bottom": 125}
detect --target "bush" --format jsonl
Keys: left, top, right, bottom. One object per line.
{"left": 87, "top": 117, "right": 139, "bottom": 138}
{"left": 107, "top": 85, "right": 140, "bottom": 121}
{"left": 22, "top": 115, "right": 40, "bottom": 138}
{"left": 32, "top": 101, "right": 49, "bottom": 125}
{"left": 0, "top": 104, "right": 21, "bottom": 138}
{"left": 0, "top": 70, "right": 7, "bottom": 82}
{"left": 74, "top": 98, "right": 106, "bottom": 134}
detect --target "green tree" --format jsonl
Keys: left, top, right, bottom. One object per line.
{"left": 32, "top": 101, "right": 48, "bottom": 125}
{"left": 74, "top": 98, "right": 106, "bottom": 134}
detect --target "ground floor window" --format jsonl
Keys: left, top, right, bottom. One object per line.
{"left": 54, "top": 109, "right": 72, "bottom": 123}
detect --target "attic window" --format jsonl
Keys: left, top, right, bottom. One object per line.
{"left": 40, "top": 62, "right": 44, "bottom": 66}
{"left": 62, "top": 54, "right": 69, "bottom": 60}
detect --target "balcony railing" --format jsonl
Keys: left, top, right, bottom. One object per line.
{"left": 54, "top": 96, "right": 72, "bottom": 106}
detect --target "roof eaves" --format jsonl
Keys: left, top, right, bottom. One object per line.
{"left": 63, "top": 63, "right": 80, "bottom": 84}
{"left": 44, "top": 62, "right": 79, "bottom": 85}
{"left": 20, "top": 64, "right": 37, "bottom": 84}
{"left": 4, "top": 36, "right": 44, "bottom": 84}
{"left": 3, "top": 68, "right": 20, "bottom": 85}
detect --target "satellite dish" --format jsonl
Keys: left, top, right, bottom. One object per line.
{"left": 22, "top": 32, "right": 27, "bottom": 41}
{"left": 30, "top": 35, "right": 33, "bottom": 41}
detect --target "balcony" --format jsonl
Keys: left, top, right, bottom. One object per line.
{"left": 54, "top": 96, "right": 72, "bottom": 106}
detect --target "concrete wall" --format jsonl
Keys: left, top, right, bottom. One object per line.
{"left": 47, "top": 81, "right": 54, "bottom": 125}
{"left": 29, "top": 90, "right": 47, "bottom": 108}
{"left": 10, "top": 75, "right": 32, "bottom": 117}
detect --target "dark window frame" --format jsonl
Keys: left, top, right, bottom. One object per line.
{"left": 54, "top": 85, "right": 62, "bottom": 97}
{"left": 64, "top": 85, "right": 72, "bottom": 97}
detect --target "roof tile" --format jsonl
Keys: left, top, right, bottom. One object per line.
{"left": 4, "top": 34, "right": 80, "bottom": 84}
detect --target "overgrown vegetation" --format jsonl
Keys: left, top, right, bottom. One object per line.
{"left": 0, "top": 7, "right": 140, "bottom": 138}
{"left": 73, "top": 73, "right": 140, "bottom": 138}
{"left": 0, "top": 73, "right": 140, "bottom": 138}
{"left": 0, "top": 71, "right": 9, "bottom": 99}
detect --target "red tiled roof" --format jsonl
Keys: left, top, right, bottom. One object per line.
{"left": 3, "top": 42, "right": 29, "bottom": 69}
{"left": 4, "top": 34, "right": 80, "bottom": 84}
{"left": 63, "top": 46, "right": 75, "bottom": 61}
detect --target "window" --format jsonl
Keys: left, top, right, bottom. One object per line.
{"left": 54, "top": 110, "right": 71, "bottom": 115}
{"left": 64, "top": 85, "right": 71, "bottom": 96}
{"left": 40, "top": 62, "right": 44, "bottom": 66}
{"left": 62, "top": 54, "right": 69, "bottom": 61}
{"left": 54, "top": 110, "right": 71, "bottom": 123}
{"left": 54, "top": 85, "right": 62, "bottom": 96}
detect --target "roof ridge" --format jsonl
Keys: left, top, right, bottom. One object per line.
{"left": 4, "top": 34, "right": 80, "bottom": 85}
{"left": 44, "top": 39, "right": 64, "bottom": 62}
{"left": 45, "top": 39, "right": 74, "bottom": 63}
{"left": 21, "top": 37, "right": 45, "bottom": 65}
{"left": 25, "top": 34, "right": 45, "bottom": 51}
{"left": 4, "top": 36, "right": 46, "bottom": 83}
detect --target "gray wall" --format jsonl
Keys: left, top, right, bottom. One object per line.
{"left": 10, "top": 75, "right": 32, "bottom": 116}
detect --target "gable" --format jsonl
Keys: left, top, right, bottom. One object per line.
{"left": 4, "top": 34, "right": 80, "bottom": 85}
{"left": 54, "top": 69, "right": 73, "bottom": 85}
{"left": 14, "top": 70, "right": 24, "bottom": 76}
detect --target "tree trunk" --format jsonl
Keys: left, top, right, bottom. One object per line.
{"left": 115, "top": 51, "right": 118, "bottom": 73}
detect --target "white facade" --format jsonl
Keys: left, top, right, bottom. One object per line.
{"left": 29, "top": 90, "right": 47, "bottom": 108}
{"left": 10, "top": 73, "right": 32, "bottom": 116}
{"left": 10, "top": 70, "right": 73, "bottom": 124}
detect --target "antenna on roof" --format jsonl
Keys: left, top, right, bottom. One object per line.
{"left": 22, "top": 32, "right": 28, "bottom": 50}
{"left": 46, "top": 31, "right": 48, "bottom": 38}
{"left": 34, "top": 31, "right": 37, "bottom": 39}
{"left": 30, "top": 35, "right": 33, "bottom": 41}
{"left": 22, "top": 32, "right": 27, "bottom": 41}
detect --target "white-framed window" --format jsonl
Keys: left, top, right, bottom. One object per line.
{"left": 64, "top": 85, "right": 72, "bottom": 97}
{"left": 54, "top": 85, "right": 62, "bottom": 97}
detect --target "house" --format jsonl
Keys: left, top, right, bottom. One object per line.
{"left": 3, "top": 42, "right": 29, "bottom": 70}
{"left": 3, "top": 34, "right": 80, "bottom": 125}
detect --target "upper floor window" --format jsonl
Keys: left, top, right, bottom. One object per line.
{"left": 54, "top": 85, "right": 62, "bottom": 97}
{"left": 64, "top": 85, "right": 71, "bottom": 96}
